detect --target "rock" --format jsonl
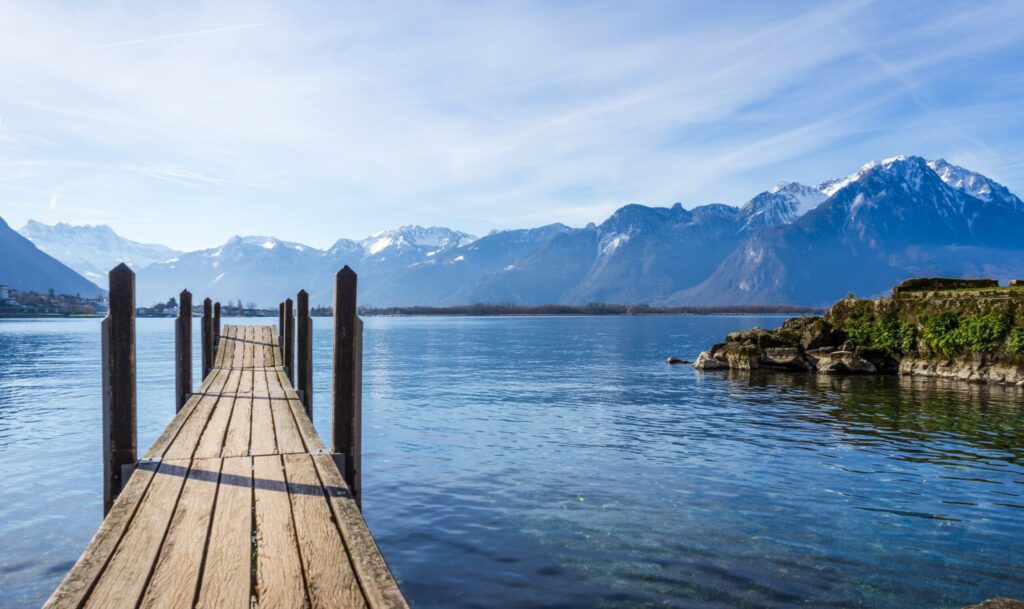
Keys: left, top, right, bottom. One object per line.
{"left": 804, "top": 346, "right": 835, "bottom": 366}
{"left": 665, "top": 356, "right": 689, "bottom": 365}
{"left": 726, "top": 346, "right": 761, "bottom": 370}
{"left": 962, "top": 599, "right": 1024, "bottom": 609}
{"left": 816, "top": 350, "right": 877, "bottom": 374}
{"left": 761, "top": 347, "right": 810, "bottom": 370}
{"left": 800, "top": 318, "right": 836, "bottom": 350}
{"left": 693, "top": 351, "right": 727, "bottom": 370}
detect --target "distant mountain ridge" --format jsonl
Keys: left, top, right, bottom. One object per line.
{"left": 19, "top": 220, "right": 181, "bottom": 289}
{"left": 16, "top": 155, "right": 1024, "bottom": 307}
{"left": 0, "top": 217, "right": 104, "bottom": 296}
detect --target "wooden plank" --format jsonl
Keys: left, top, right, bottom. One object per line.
{"left": 43, "top": 464, "right": 157, "bottom": 609}
{"left": 138, "top": 458, "right": 222, "bottom": 609}
{"left": 240, "top": 326, "right": 251, "bottom": 369}
{"left": 311, "top": 454, "right": 409, "bottom": 609}
{"left": 222, "top": 370, "right": 253, "bottom": 458}
{"left": 254, "top": 455, "right": 308, "bottom": 608}
{"left": 250, "top": 369, "right": 277, "bottom": 456}
{"left": 265, "top": 368, "right": 307, "bottom": 455}
{"left": 195, "top": 457, "right": 253, "bottom": 609}
{"left": 274, "top": 367, "right": 326, "bottom": 454}
{"left": 145, "top": 368, "right": 231, "bottom": 460}
{"left": 284, "top": 454, "right": 366, "bottom": 609}
{"left": 232, "top": 325, "right": 246, "bottom": 369}
{"left": 194, "top": 369, "right": 242, "bottom": 458}
{"left": 254, "top": 325, "right": 266, "bottom": 369}
{"left": 82, "top": 460, "right": 190, "bottom": 609}
{"left": 162, "top": 370, "right": 235, "bottom": 461}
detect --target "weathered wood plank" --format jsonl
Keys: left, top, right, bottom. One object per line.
{"left": 284, "top": 453, "right": 366, "bottom": 609}
{"left": 250, "top": 369, "right": 277, "bottom": 456}
{"left": 222, "top": 370, "right": 253, "bottom": 458}
{"left": 162, "top": 370, "right": 235, "bottom": 461}
{"left": 195, "top": 456, "right": 253, "bottom": 609}
{"left": 194, "top": 369, "right": 242, "bottom": 459}
{"left": 138, "top": 458, "right": 222, "bottom": 609}
{"left": 145, "top": 368, "right": 231, "bottom": 460}
{"left": 82, "top": 460, "right": 190, "bottom": 608}
{"left": 265, "top": 368, "right": 306, "bottom": 455}
{"left": 43, "top": 464, "right": 157, "bottom": 609}
{"left": 274, "top": 367, "right": 326, "bottom": 454}
{"left": 254, "top": 455, "right": 308, "bottom": 608}
{"left": 311, "top": 454, "right": 409, "bottom": 609}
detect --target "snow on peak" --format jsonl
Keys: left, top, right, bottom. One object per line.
{"left": 360, "top": 225, "right": 476, "bottom": 256}
{"left": 741, "top": 182, "right": 827, "bottom": 228}
{"left": 927, "top": 158, "right": 994, "bottom": 202}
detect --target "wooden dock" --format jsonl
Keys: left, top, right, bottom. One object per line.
{"left": 45, "top": 265, "right": 407, "bottom": 609}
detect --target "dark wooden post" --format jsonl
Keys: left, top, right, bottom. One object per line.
{"left": 174, "top": 289, "right": 192, "bottom": 412}
{"left": 213, "top": 301, "right": 221, "bottom": 348}
{"left": 332, "top": 266, "right": 362, "bottom": 506}
{"left": 102, "top": 263, "right": 136, "bottom": 514}
{"left": 202, "top": 298, "right": 213, "bottom": 379}
{"left": 296, "top": 289, "right": 312, "bottom": 416}
{"left": 278, "top": 302, "right": 285, "bottom": 354}
{"left": 284, "top": 297, "right": 295, "bottom": 383}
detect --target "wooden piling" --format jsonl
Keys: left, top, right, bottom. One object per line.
{"left": 202, "top": 298, "right": 213, "bottom": 379}
{"left": 213, "top": 301, "right": 221, "bottom": 347}
{"left": 296, "top": 290, "right": 312, "bottom": 416}
{"left": 174, "top": 289, "right": 192, "bottom": 412}
{"left": 284, "top": 297, "right": 295, "bottom": 383}
{"left": 279, "top": 302, "right": 285, "bottom": 349}
{"left": 102, "top": 264, "right": 136, "bottom": 515}
{"left": 332, "top": 266, "right": 362, "bottom": 507}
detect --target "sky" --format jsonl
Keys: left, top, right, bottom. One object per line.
{"left": 0, "top": 0, "right": 1022, "bottom": 251}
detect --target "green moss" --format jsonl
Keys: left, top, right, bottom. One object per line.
{"left": 1009, "top": 328, "right": 1024, "bottom": 354}
{"left": 844, "top": 315, "right": 916, "bottom": 353}
{"left": 922, "top": 311, "right": 1012, "bottom": 356}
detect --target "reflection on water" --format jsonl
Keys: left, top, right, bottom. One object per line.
{"left": 1, "top": 316, "right": 1022, "bottom": 608}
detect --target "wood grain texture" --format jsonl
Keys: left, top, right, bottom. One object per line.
{"left": 83, "top": 460, "right": 189, "bottom": 608}
{"left": 285, "top": 453, "right": 366, "bottom": 609}
{"left": 312, "top": 454, "right": 409, "bottom": 609}
{"left": 138, "top": 459, "right": 221, "bottom": 609}
{"left": 195, "top": 456, "right": 252, "bottom": 609}
{"left": 254, "top": 455, "right": 308, "bottom": 608}
{"left": 51, "top": 324, "right": 407, "bottom": 609}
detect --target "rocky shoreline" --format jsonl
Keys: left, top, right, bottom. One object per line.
{"left": 693, "top": 279, "right": 1024, "bottom": 387}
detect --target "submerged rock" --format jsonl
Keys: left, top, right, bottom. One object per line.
{"left": 665, "top": 356, "right": 690, "bottom": 365}
{"left": 693, "top": 351, "right": 727, "bottom": 370}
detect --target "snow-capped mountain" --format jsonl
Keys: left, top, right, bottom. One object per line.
{"left": 669, "top": 156, "right": 1024, "bottom": 305}
{"left": 19, "top": 221, "right": 180, "bottom": 289}
{"left": 0, "top": 217, "right": 103, "bottom": 296}
{"left": 38, "top": 155, "right": 1024, "bottom": 307}
{"left": 740, "top": 182, "right": 828, "bottom": 231}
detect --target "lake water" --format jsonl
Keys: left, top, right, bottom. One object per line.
{"left": 1, "top": 316, "right": 1022, "bottom": 608}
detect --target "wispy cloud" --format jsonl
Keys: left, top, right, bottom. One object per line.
{"left": 90, "top": 22, "right": 268, "bottom": 49}
{"left": 0, "top": 1, "right": 1021, "bottom": 250}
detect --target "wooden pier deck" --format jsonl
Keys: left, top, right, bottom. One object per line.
{"left": 45, "top": 279, "right": 407, "bottom": 609}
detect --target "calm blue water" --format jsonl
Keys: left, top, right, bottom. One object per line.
{"left": 1, "top": 316, "right": 1022, "bottom": 609}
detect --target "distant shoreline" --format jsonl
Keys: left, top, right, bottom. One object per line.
{"left": 352, "top": 304, "right": 824, "bottom": 317}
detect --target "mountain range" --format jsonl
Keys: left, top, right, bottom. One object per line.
{"left": 5, "top": 155, "right": 1023, "bottom": 307}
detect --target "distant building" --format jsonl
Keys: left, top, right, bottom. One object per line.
{"left": 0, "top": 284, "right": 9, "bottom": 300}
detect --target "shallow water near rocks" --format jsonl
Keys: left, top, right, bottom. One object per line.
{"left": 1, "top": 316, "right": 1022, "bottom": 608}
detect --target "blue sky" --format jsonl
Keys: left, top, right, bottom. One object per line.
{"left": 0, "top": 0, "right": 1022, "bottom": 250}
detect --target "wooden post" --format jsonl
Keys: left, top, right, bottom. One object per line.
{"left": 174, "top": 289, "right": 192, "bottom": 412}
{"left": 278, "top": 302, "right": 285, "bottom": 354}
{"left": 296, "top": 289, "right": 313, "bottom": 416}
{"left": 332, "top": 266, "right": 362, "bottom": 507}
{"left": 213, "top": 301, "right": 221, "bottom": 348}
{"left": 102, "top": 263, "right": 136, "bottom": 515}
{"left": 202, "top": 298, "right": 213, "bottom": 379}
{"left": 284, "top": 297, "right": 295, "bottom": 383}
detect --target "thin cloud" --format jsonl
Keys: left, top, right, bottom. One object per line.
{"left": 90, "top": 22, "right": 267, "bottom": 49}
